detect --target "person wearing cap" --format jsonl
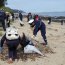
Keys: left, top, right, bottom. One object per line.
{"left": 28, "top": 18, "right": 47, "bottom": 45}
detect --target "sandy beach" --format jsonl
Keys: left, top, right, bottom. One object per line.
{"left": 0, "top": 17, "right": 65, "bottom": 65}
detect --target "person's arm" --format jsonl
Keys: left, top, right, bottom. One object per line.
{"left": 0, "top": 34, "right": 6, "bottom": 53}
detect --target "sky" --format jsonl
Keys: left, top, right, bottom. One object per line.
{"left": 6, "top": 0, "right": 65, "bottom": 13}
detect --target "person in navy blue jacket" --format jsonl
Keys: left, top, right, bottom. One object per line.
{"left": 0, "top": 10, "right": 6, "bottom": 31}
{"left": 0, "top": 27, "right": 23, "bottom": 63}
{"left": 28, "top": 15, "right": 47, "bottom": 45}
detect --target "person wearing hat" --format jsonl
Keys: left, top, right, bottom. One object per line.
{"left": 28, "top": 18, "right": 48, "bottom": 45}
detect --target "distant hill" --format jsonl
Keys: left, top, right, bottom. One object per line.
{"left": 0, "top": 7, "right": 25, "bottom": 13}
{"left": 37, "top": 12, "right": 65, "bottom": 17}
{"left": 12, "top": 9, "right": 25, "bottom": 13}
{"left": 0, "top": 7, "right": 13, "bottom": 13}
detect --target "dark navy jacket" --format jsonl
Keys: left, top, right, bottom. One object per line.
{"left": 0, "top": 10, "right": 6, "bottom": 20}
{"left": 0, "top": 34, "right": 21, "bottom": 47}
{"left": 0, "top": 33, "right": 33, "bottom": 48}
{"left": 33, "top": 20, "right": 46, "bottom": 36}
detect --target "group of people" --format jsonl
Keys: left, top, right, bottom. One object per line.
{"left": 0, "top": 9, "right": 14, "bottom": 31}
{"left": 0, "top": 11, "right": 48, "bottom": 63}
{"left": 19, "top": 12, "right": 48, "bottom": 45}
{"left": 0, "top": 10, "right": 65, "bottom": 64}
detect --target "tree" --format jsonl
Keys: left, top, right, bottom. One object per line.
{"left": 0, "top": 0, "right": 7, "bottom": 7}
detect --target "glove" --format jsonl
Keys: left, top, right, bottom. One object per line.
{"left": 0, "top": 47, "right": 3, "bottom": 53}
{"left": 31, "top": 35, "right": 39, "bottom": 41}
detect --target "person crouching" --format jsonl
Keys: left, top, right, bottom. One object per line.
{"left": 0, "top": 27, "right": 21, "bottom": 63}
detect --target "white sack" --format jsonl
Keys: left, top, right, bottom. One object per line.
{"left": 24, "top": 45, "right": 43, "bottom": 56}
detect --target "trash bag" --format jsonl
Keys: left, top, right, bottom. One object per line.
{"left": 24, "top": 45, "right": 43, "bottom": 56}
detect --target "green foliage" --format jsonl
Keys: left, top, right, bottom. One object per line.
{"left": 0, "top": 0, "right": 7, "bottom": 7}
{"left": 0, "top": 0, "right": 13, "bottom": 13}
{"left": 0, "top": 6, "right": 13, "bottom": 13}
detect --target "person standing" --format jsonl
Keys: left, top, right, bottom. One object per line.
{"left": 19, "top": 12, "right": 24, "bottom": 26}
{"left": 0, "top": 27, "right": 22, "bottom": 63}
{"left": 0, "top": 10, "right": 6, "bottom": 31}
{"left": 6, "top": 12, "right": 10, "bottom": 27}
{"left": 27, "top": 13, "right": 32, "bottom": 21}
{"left": 19, "top": 12, "right": 23, "bottom": 21}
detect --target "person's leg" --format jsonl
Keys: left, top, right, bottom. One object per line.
{"left": 8, "top": 47, "right": 13, "bottom": 59}
{"left": 7, "top": 40, "right": 19, "bottom": 62}
{"left": 13, "top": 47, "right": 17, "bottom": 60}
{"left": 8, "top": 48, "right": 13, "bottom": 63}
{"left": 8, "top": 46, "right": 18, "bottom": 63}
{"left": 41, "top": 30, "right": 47, "bottom": 45}
{"left": 12, "top": 43, "right": 19, "bottom": 60}
{"left": 42, "top": 34, "right": 47, "bottom": 45}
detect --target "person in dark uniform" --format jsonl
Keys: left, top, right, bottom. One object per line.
{"left": 27, "top": 12, "right": 32, "bottom": 21}
{"left": 0, "top": 10, "right": 6, "bottom": 31}
{"left": 28, "top": 16, "right": 47, "bottom": 45}
{"left": 19, "top": 12, "right": 24, "bottom": 26}
{"left": 11, "top": 13, "right": 14, "bottom": 21}
{"left": 0, "top": 27, "right": 21, "bottom": 63}
{"left": 19, "top": 12, "right": 23, "bottom": 21}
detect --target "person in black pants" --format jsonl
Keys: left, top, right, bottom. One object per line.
{"left": 27, "top": 12, "right": 32, "bottom": 21}
{"left": 28, "top": 16, "right": 47, "bottom": 45}
{"left": 0, "top": 27, "right": 22, "bottom": 63}
{"left": 19, "top": 12, "right": 23, "bottom": 21}
{"left": 0, "top": 34, "right": 21, "bottom": 63}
